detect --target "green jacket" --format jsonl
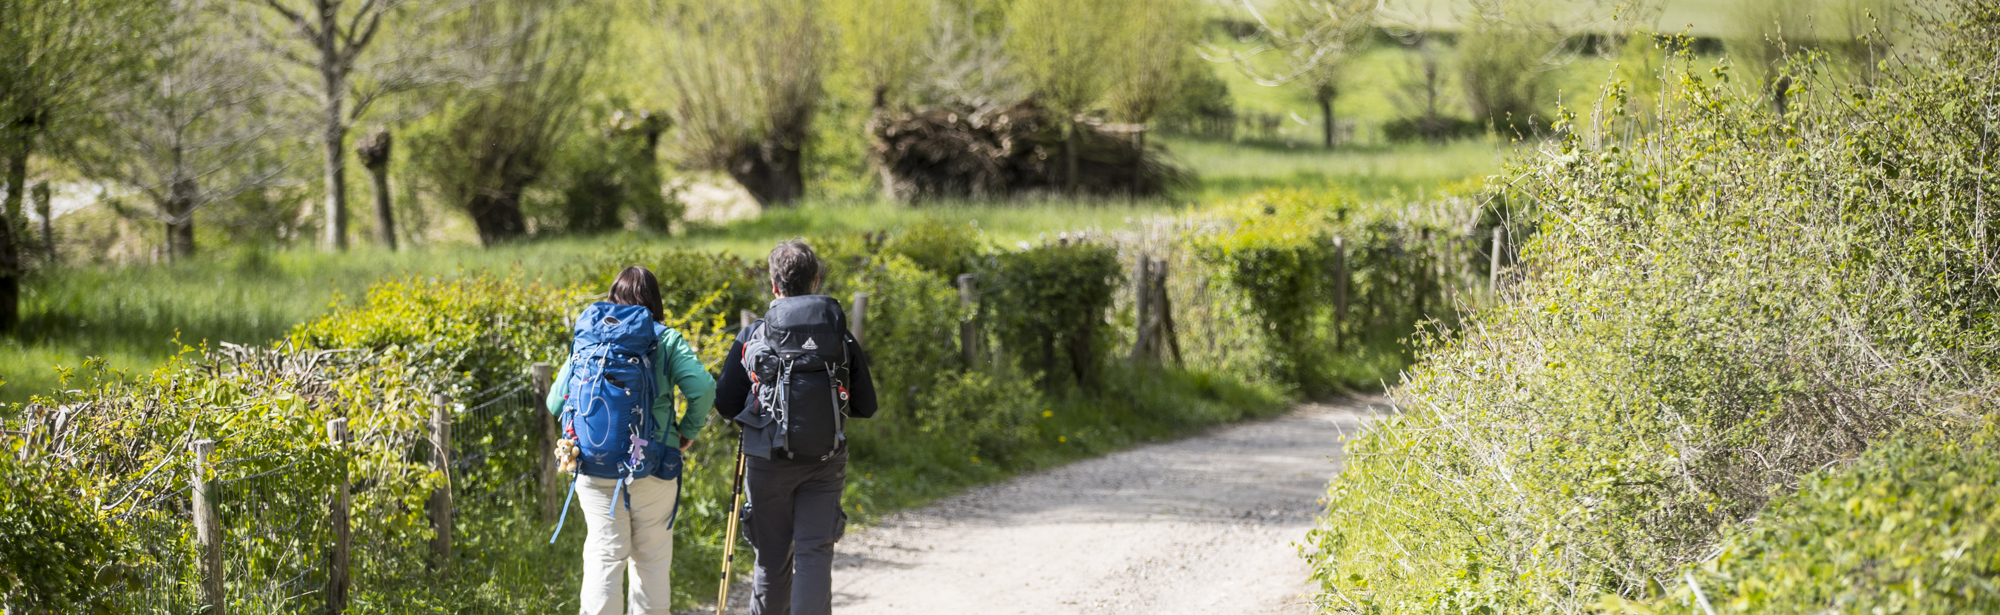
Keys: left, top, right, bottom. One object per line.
{"left": 545, "top": 323, "right": 716, "bottom": 443}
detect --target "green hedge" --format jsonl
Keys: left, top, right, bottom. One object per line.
{"left": 1305, "top": 9, "right": 2000, "bottom": 614}
{"left": 1611, "top": 420, "right": 2000, "bottom": 615}
{"left": 1194, "top": 188, "right": 1486, "bottom": 394}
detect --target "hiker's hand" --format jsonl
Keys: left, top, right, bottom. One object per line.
{"left": 679, "top": 437, "right": 693, "bottom": 452}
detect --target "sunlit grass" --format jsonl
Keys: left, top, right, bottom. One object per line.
{"left": 3, "top": 198, "right": 1205, "bottom": 403}
{"left": 5, "top": 130, "right": 1504, "bottom": 405}
{"left": 1167, "top": 136, "right": 1509, "bottom": 201}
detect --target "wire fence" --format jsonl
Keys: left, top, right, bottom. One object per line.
{"left": 5, "top": 354, "right": 571, "bottom": 614}
{"left": 211, "top": 464, "right": 333, "bottom": 613}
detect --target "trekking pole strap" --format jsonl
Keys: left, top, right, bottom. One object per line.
{"left": 548, "top": 475, "right": 578, "bottom": 544}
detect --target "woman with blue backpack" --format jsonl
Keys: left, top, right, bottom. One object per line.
{"left": 544, "top": 266, "right": 716, "bottom": 615}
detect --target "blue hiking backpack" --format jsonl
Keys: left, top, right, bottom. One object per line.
{"left": 562, "top": 302, "right": 666, "bottom": 480}
{"left": 549, "top": 302, "right": 681, "bottom": 543}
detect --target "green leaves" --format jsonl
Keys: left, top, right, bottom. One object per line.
{"left": 989, "top": 240, "right": 1122, "bottom": 390}
{"left": 1305, "top": 6, "right": 2000, "bottom": 614}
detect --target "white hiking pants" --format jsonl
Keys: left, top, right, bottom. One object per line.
{"left": 576, "top": 474, "right": 678, "bottom": 615}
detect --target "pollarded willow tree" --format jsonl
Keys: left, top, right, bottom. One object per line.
{"left": 71, "top": 0, "right": 288, "bottom": 261}
{"left": 413, "top": 0, "right": 594, "bottom": 245}
{"left": 1004, "top": 0, "right": 1121, "bottom": 193}
{"left": 649, "top": 0, "right": 824, "bottom": 207}
{"left": 1228, "top": 0, "right": 1379, "bottom": 149}
{"left": 1103, "top": 0, "right": 1206, "bottom": 148}
{"left": 0, "top": 0, "right": 157, "bottom": 331}
{"left": 830, "top": 0, "right": 933, "bottom": 196}
{"left": 830, "top": 0, "right": 933, "bottom": 112}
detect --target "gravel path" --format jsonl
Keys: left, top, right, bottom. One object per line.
{"left": 700, "top": 397, "right": 1387, "bottom": 615}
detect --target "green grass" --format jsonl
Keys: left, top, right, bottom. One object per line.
{"left": 1218, "top": 0, "right": 1829, "bottom": 39}
{"left": 4, "top": 200, "right": 1203, "bottom": 404}
{"left": 1167, "top": 136, "right": 1508, "bottom": 200}
{"left": 7, "top": 131, "right": 1500, "bottom": 405}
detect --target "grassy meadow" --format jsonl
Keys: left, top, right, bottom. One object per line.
{"left": 8, "top": 138, "right": 1503, "bottom": 405}
{"left": 11, "top": 29, "right": 1551, "bottom": 404}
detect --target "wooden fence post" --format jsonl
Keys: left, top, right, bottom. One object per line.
{"left": 957, "top": 274, "right": 979, "bottom": 366}
{"left": 428, "top": 394, "right": 452, "bottom": 573}
{"left": 191, "top": 439, "right": 224, "bottom": 615}
{"left": 326, "top": 419, "right": 350, "bottom": 615}
{"left": 1332, "top": 237, "right": 1349, "bottom": 350}
{"left": 849, "top": 292, "right": 868, "bottom": 347}
{"left": 532, "top": 363, "right": 559, "bottom": 523}
{"left": 1151, "top": 257, "right": 1183, "bottom": 367}
{"left": 1132, "top": 257, "right": 1154, "bottom": 363}
{"left": 1490, "top": 226, "right": 1506, "bottom": 293}
{"left": 740, "top": 309, "right": 758, "bottom": 331}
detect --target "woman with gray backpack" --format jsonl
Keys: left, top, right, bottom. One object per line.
{"left": 544, "top": 266, "right": 717, "bottom": 615}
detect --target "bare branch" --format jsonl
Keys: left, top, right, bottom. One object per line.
{"left": 260, "top": 0, "right": 321, "bottom": 40}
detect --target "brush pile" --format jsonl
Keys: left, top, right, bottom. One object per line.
{"left": 870, "top": 99, "right": 1190, "bottom": 201}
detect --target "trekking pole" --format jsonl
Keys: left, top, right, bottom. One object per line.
{"left": 716, "top": 434, "right": 748, "bottom": 615}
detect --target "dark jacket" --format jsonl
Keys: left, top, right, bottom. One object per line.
{"left": 713, "top": 300, "right": 879, "bottom": 462}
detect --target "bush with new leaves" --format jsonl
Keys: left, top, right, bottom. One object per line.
{"left": 1305, "top": 5, "right": 2000, "bottom": 613}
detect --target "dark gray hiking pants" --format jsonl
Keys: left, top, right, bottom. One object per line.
{"left": 746, "top": 459, "right": 846, "bottom": 615}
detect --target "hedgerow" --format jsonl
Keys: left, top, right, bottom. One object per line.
{"left": 1305, "top": 5, "right": 2000, "bottom": 613}
{"left": 5, "top": 178, "right": 1480, "bottom": 611}
{"left": 1193, "top": 188, "right": 1486, "bottom": 394}
{"left": 1621, "top": 419, "right": 2000, "bottom": 615}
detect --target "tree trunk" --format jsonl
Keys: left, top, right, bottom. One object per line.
{"left": 322, "top": 107, "right": 348, "bottom": 251}
{"left": 165, "top": 178, "right": 198, "bottom": 260}
{"left": 869, "top": 86, "right": 898, "bottom": 201}
{"left": 1063, "top": 123, "right": 1080, "bottom": 195}
{"left": 726, "top": 140, "right": 804, "bottom": 207}
{"left": 1316, "top": 83, "right": 1337, "bottom": 150}
{"left": 319, "top": 18, "right": 349, "bottom": 252}
{"left": 33, "top": 182, "right": 52, "bottom": 261}
{"left": 356, "top": 129, "right": 395, "bottom": 250}
{"left": 0, "top": 138, "right": 25, "bottom": 333}
{"left": 1771, "top": 73, "right": 1793, "bottom": 116}
{"left": 467, "top": 189, "right": 528, "bottom": 246}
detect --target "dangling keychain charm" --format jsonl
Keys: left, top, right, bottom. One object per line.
{"left": 555, "top": 438, "right": 581, "bottom": 473}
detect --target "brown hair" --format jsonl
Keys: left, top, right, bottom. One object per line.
{"left": 609, "top": 266, "right": 665, "bottom": 323}
{"left": 768, "top": 239, "right": 821, "bottom": 297}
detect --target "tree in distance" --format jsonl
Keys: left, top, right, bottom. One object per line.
{"left": 0, "top": 0, "right": 158, "bottom": 331}
{"left": 1224, "top": 0, "right": 1380, "bottom": 149}
{"left": 648, "top": 0, "right": 824, "bottom": 207}
{"left": 1005, "top": 0, "right": 1121, "bottom": 193}
{"left": 71, "top": 0, "right": 290, "bottom": 261}
{"left": 238, "top": 0, "right": 468, "bottom": 251}
{"left": 412, "top": 0, "right": 594, "bottom": 246}
{"left": 829, "top": 0, "right": 934, "bottom": 196}
{"left": 1103, "top": 0, "right": 1206, "bottom": 150}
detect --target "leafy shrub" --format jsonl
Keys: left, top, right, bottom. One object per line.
{"left": 1196, "top": 189, "right": 1483, "bottom": 394}
{"left": 537, "top": 104, "right": 683, "bottom": 236}
{"left": 562, "top": 245, "right": 763, "bottom": 328}
{"left": 0, "top": 455, "right": 124, "bottom": 613}
{"left": 987, "top": 241, "right": 1123, "bottom": 390}
{"left": 881, "top": 217, "right": 983, "bottom": 280}
{"left": 291, "top": 276, "right": 572, "bottom": 392}
{"left": 858, "top": 255, "right": 969, "bottom": 416}
{"left": 1381, "top": 116, "right": 1484, "bottom": 143}
{"left": 1306, "top": 10, "right": 2000, "bottom": 614}
{"left": 1612, "top": 419, "right": 2000, "bottom": 615}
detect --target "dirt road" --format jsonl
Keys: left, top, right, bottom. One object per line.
{"left": 702, "top": 397, "right": 1385, "bottom": 615}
